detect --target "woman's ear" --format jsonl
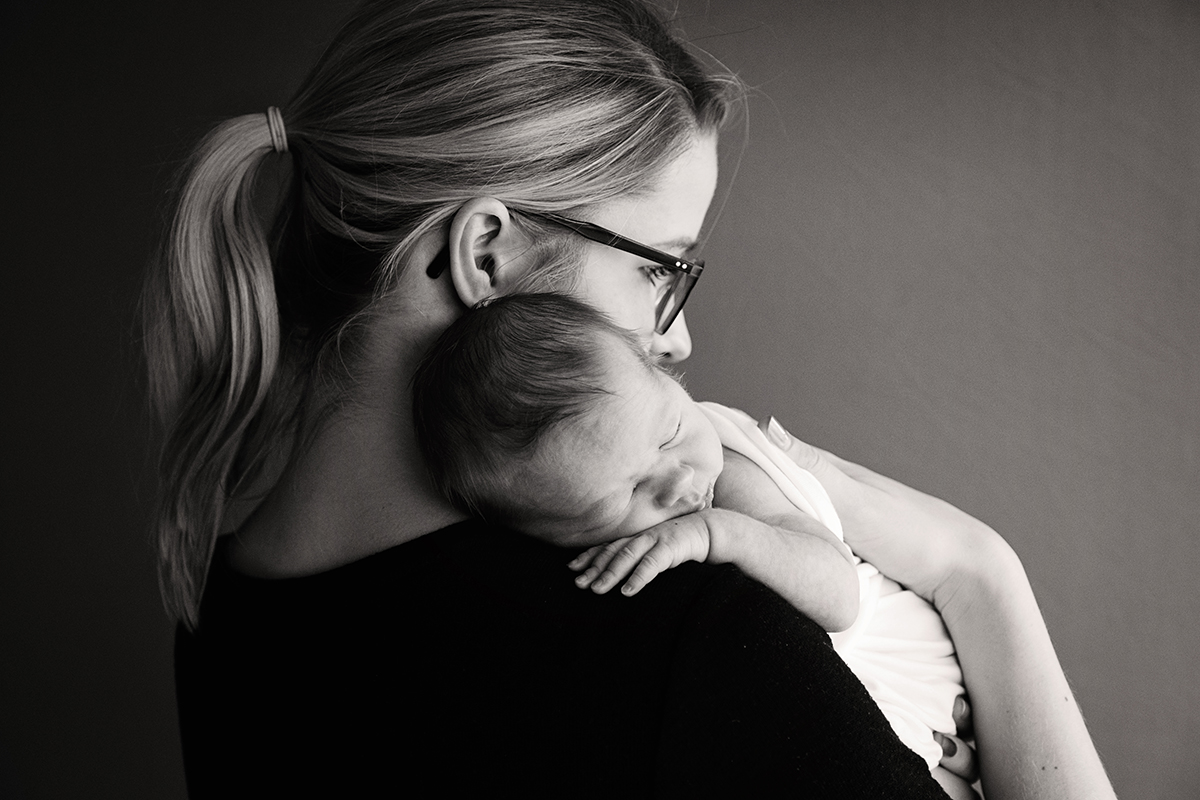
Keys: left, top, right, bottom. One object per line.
{"left": 447, "top": 198, "right": 533, "bottom": 307}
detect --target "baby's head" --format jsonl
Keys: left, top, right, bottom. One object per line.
{"left": 413, "top": 293, "right": 723, "bottom": 547}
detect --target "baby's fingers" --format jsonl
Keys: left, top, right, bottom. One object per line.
{"left": 590, "top": 536, "right": 656, "bottom": 594}
{"left": 568, "top": 545, "right": 606, "bottom": 589}
{"left": 572, "top": 538, "right": 631, "bottom": 589}
{"left": 617, "top": 542, "right": 674, "bottom": 596}
{"left": 567, "top": 545, "right": 605, "bottom": 572}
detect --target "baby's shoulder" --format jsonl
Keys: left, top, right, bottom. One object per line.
{"left": 714, "top": 447, "right": 796, "bottom": 516}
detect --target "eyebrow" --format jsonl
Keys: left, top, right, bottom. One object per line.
{"left": 650, "top": 236, "right": 700, "bottom": 254}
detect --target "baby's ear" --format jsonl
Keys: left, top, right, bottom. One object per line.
{"left": 447, "top": 198, "right": 536, "bottom": 307}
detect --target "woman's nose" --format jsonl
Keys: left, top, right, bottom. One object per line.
{"left": 650, "top": 311, "right": 692, "bottom": 363}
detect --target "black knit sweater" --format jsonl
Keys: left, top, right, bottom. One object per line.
{"left": 176, "top": 519, "right": 944, "bottom": 798}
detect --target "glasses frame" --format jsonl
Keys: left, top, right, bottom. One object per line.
{"left": 521, "top": 211, "right": 704, "bottom": 336}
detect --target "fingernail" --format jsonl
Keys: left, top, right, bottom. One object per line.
{"left": 766, "top": 416, "right": 791, "bottom": 449}
{"left": 934, "top": 732, "right": 957, "bottom": 758}
{"left": 953, "top": 695, "right": 966, "bottom": 719}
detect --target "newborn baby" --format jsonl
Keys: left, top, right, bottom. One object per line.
{"left": 413, "top": 292, "right": 964, "bottom": 771}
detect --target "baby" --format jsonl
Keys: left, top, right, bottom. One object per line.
{"left": 412, "top": 293, "right": 965, "bottom": 773}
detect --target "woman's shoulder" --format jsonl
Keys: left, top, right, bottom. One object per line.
{"left": 183, "top": 517, "right": 847, "bottom": 714}
{"left": 189, "top": 517, "right": 853, "bottom": 677}
{"left": 192, "top": 518, "right": 784, "bottom": 642}
{"left": 177, "top": 520, "right": 939, "bottom": 796}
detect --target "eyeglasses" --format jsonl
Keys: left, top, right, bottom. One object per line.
{"left": 426, "top": 210, "right": 705, "bottom": 336}
{"left": 521, "top": 211, "right": 704, "bottom": 336}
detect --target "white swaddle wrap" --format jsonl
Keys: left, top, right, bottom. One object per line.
{"left": 698, "top": 402, "right": 963, "bottom": 770}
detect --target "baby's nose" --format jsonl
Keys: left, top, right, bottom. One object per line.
{"left": 655, "top": 463, "right": 698, "bottom": 508}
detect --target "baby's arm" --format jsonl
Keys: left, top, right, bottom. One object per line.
{"left": 572, "top": 449, "right": 860, "bottom": 631}
{"left": 707, "top": 448, "right": 860, "bottom": 631}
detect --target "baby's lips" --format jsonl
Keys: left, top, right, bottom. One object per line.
{"left": 676, "top": 479, "right": 715, "bottom": 516}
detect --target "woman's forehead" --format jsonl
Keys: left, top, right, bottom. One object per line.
{"left": 588, "top": 133, "right": 718, "bottom": 251}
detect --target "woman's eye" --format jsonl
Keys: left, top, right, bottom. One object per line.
{"left": 643, "top": 264, "right": 673, "bottom": 285}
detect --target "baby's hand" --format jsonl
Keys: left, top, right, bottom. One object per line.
{"left": 567, "top": 514, "right": 712, "bottom": 596}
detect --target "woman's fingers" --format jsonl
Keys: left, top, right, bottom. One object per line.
{"left": 759, "top": 417, "right": 865, "bottom": 507}
{"left": 758, "top": 413, "right": 999, "bottom": 602}
{"left": 952, "top": 694, "right": 974, "bottom": 738}
{"left": 931, "top": 766, "right": 980, "bottom": 800}
{"left": 761, "top": 416, "right": 817, "bottom": 470}
{"left": 761, "top": 416, "right": 902, "bottom": 499}
{"left": 933, "top": 731, "right": 979, "bottom": 783}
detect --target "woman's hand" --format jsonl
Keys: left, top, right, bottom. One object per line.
{"left": 762, "top": 417, "right": 990, "bottom": 784}
{"left": 936, "top": 694, "right": 979, "bottom": 782}
{"left": 757, "top": 418, "right": 1119, "bottom": 800}
{"left": 567, "top": 515, "right": 711, "bottom": 596}
{"left": 758, "top": 416, "right": 1011, "bottom": 613}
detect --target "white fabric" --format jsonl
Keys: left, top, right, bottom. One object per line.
{"left": 698, "top": 402, "right": 964, "bottom": 770}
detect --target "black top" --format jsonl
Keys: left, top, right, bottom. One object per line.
{"left": 176, "top": 519, "right": 944, "bottom": 797}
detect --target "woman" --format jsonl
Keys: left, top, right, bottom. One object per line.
{"left": 146, "top": 0, "right": 1115, "bottom": 796}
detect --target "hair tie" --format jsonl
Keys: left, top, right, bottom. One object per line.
{"left": 266, "top": 106, "right": 289, "bottom": 153}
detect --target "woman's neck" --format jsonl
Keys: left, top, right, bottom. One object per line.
{"left": 230, "top": 408, "right": 466, "bottom": 578}
{"left": 229, "top": 256, "right": 470, "bottom": 578}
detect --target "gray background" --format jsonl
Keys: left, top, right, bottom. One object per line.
{"left": 2, "top": 1, "right": 1195, "bottom": 797}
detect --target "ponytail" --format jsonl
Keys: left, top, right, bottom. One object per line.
{"left": 145, "top": 114, "right": 287, "bottom": 627}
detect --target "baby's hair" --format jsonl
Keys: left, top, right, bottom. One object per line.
{"left": 413, "top": 293, "right": 655, "bottom": 526}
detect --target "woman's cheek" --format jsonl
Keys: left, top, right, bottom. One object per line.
{"left": 573, "top": 264, "right": 653, "bottom": 337}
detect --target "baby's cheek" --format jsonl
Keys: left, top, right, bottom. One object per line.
{"left": 615, "top": 501, "right": 657, "bottom": 538}
{"left": 569, "top": 500, "right": 633, "bottom": 544}
{"left": 613, "top": 509, "right": 648, "bottom": 539}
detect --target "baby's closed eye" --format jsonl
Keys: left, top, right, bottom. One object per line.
{"left": 661, "top": 419, "right": 682, "bottom": 449}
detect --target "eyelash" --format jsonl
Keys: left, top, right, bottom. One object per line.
{"left": 661, "top": 419, "right": 682, "bottom": 450}
{"left": 642, "top": 264, "right": 673, "bottom": 284}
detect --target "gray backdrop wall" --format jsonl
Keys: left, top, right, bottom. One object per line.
{"left": 2, "top": 1, "right": 1195, "bottom": 798}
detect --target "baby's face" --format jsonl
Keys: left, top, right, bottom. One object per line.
{"left": 515, "top": 343, "right": 723, "bottom": 547}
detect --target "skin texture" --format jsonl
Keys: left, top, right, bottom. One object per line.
{"left": 513, "top": 344, "right": 724, "bottom": 546}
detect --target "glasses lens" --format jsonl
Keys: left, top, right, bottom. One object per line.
{"left": 654, "top": 269, "right": 700, "bottom": 335}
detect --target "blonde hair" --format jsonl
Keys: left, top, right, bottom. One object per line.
{"left": 144, "top": 0, "right": 741, "bottom": 627}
